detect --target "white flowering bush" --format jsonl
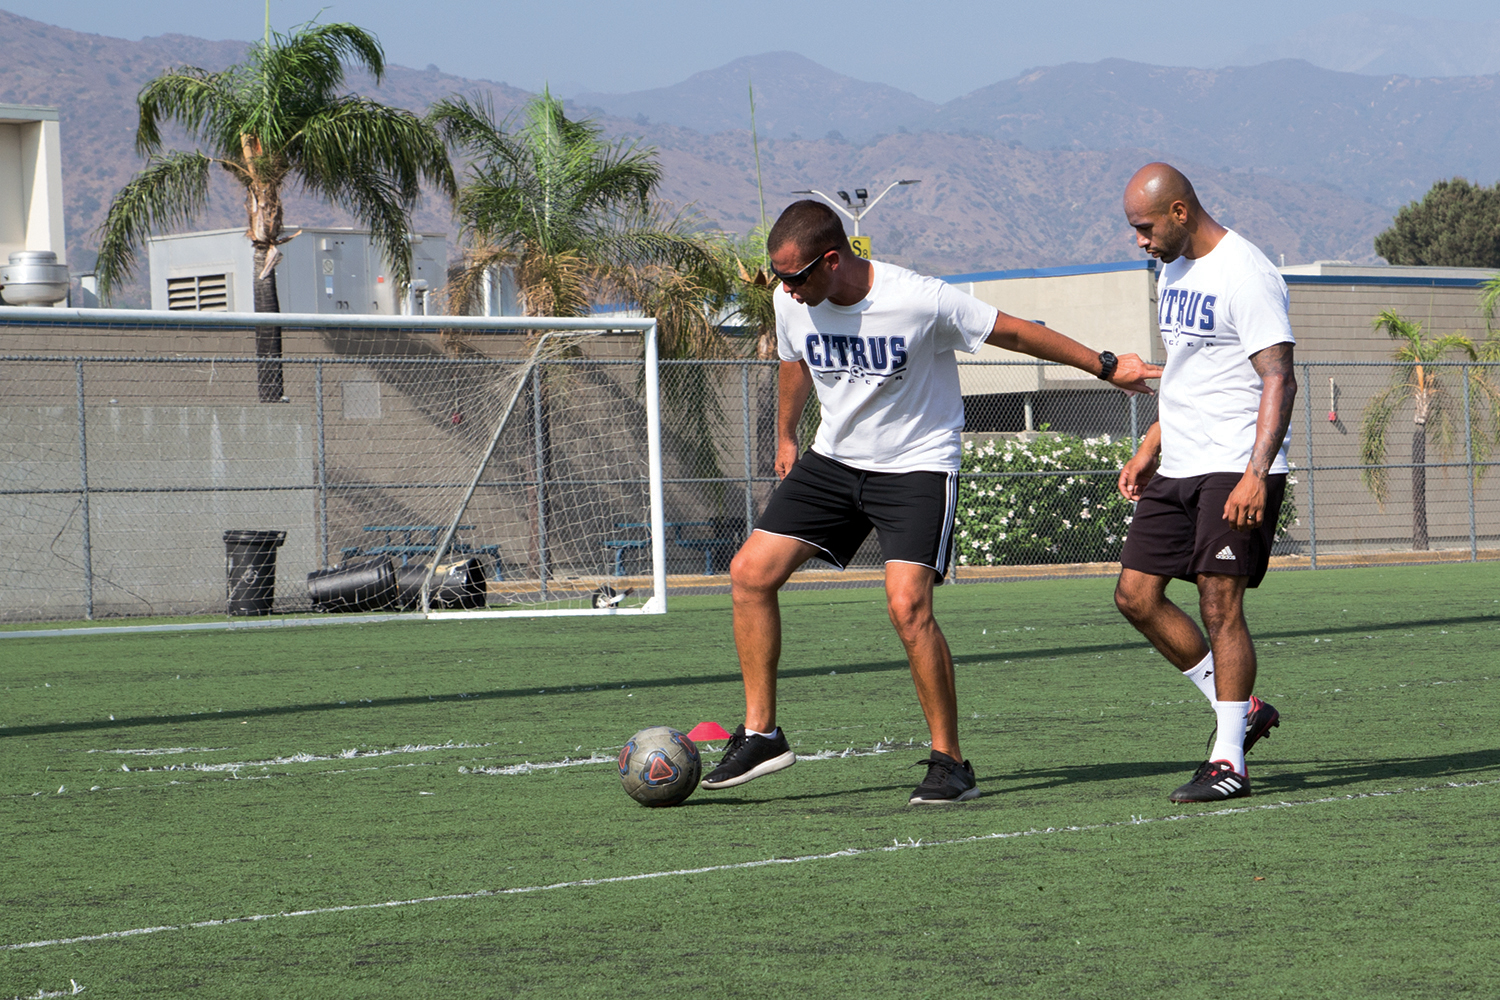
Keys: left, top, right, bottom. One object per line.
{"left": 955, "top": 435, "right": 1300, "bottom": 567}
{"left": 955, "top": 434, "right": 1137, "bottom": 566}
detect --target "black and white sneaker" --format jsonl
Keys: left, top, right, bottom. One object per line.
{"left": 1169, "top": 760, "right": 1250, "bottom": 803}
{"left": 700, "top": 725, "right": 796, "bottom": 789}
{"left": 908, "top": 751, "right": 980, "bottom": 805}
{"left": 1204, "top": 695, "right": 1281, "bottom": 757}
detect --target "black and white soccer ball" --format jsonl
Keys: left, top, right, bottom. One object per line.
{"left": 618, "top": 726, "right": 701, "bottom": 807}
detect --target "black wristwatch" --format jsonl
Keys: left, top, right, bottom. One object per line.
{"left": 1097, "top": 351, "right": 1118, "bottom": 381}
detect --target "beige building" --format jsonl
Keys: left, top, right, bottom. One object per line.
{"left": 0, "top": 104, "right": 68, "bottom": 306}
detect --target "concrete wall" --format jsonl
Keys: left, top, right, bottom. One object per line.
{"left": 0, "top": 403, "right": 315, "bottom": 619}
{"left": 1281, "top": 263, "right": 1496, "bottom": 362}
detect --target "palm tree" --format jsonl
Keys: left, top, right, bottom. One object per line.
{"left": 431, "top": 91, "right": 723, "bottom": 334}
{"left": 1360, "top": 309, "right": 1500, "bottom": 549}
{"left": 432, "top": 92, "right": 746, "bottom": 559}
{"left": 94, "top": 21, "right": 455, "bottom": 401}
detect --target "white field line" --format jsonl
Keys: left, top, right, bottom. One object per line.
{"left": 7, "top": 982, "right": 84, "bottom": 999}
{"left": 97, "top": 741, "right": 492, "bottom": 775}
{"left": 6, "top": 777, "right": 1497, "bottom": 954}
{"left": 457, "top": 740, "right": 920, "bottom": 776}
{"left": 11, "top": 740, "right": 919, "bottom": 798}
{"left": 7, "top": 982, "right": 84, "bottom": 998}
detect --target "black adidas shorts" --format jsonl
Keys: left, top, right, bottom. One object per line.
{"left": 755, "top": 450, "right": 958, "bottom": 582}
{"left": 1120, "top": 471, "right": 1286, "bottom": 588}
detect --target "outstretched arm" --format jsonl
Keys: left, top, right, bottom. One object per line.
{"left": 1223, "top": 342, "right": 1298, "bottom": 531}
{"left": 984, "top": 312, "right": 1162, "bottom": 393}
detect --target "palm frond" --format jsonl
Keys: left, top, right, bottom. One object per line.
{"left": 444, "top": 244, "right": 521, "bottom": 317}
{"left": 135, "top": 68, "right": 245, "bottom": 158}
{"left": 1481, "top": 274, "right": 1500, "bottom": 329}
{"left": 93, "top": 152, "right": 212, "bottom": 302}
{"left": 1359, "top": 383, "right": 1403, "bottom": 506}
{"left": 518, "top": 248, "right": 591, "bottom": 319}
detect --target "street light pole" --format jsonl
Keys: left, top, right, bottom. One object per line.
{"left": 790, "top": 179, "right": 920, "bottom": 237}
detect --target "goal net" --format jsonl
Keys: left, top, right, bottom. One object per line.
{"left": 0, "top": 308, "right": 666, "bottom": 622}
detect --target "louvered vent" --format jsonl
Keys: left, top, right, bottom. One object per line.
{"left": 166, "top": 273, "right": 230, "bottom": 311}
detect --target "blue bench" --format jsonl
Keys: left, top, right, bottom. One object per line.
{"left": 602, "top": 536, "right": 651, "bottom": 577}
{"left": 602, "top": 521, "right": 746, "bottom": 576}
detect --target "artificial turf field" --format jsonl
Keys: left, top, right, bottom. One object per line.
{"left": 3, "top": 562, "right": 1498, "bottom": 999}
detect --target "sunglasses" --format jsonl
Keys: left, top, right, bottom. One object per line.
{"left": 771, "top": 246, "right": 839, "bottom": 287}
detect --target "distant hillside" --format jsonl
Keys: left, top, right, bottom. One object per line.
{"left": 574, "top": 51, "right": 937, "bottom": 142}
{"left": 0, "top": 10, "right": 1395, "bottom": 302}
{"left": 928, "top": 58, "right": 1500, "bottom": 209}
{"left": 634, "top": 128, "right": 1388, "bottom": 275}
{"left": 1237, "top": 11, "right": 1500, "bottom": 77}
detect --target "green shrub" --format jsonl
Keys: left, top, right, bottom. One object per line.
{"left": 955, "top": 434, "right": 1137, "bottom": 567}
{"left": 954, "top": 433, "right": 1299, "bottom": 568}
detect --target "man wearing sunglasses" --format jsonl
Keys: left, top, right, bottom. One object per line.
{"left": 701, "top": 199, "right": 1161, "bottom": 804}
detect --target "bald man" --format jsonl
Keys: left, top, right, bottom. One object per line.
{"left": 701, "top": 199, "right": 1161, "bottom": 805}
{"left": 1115, "top": 163, "right": 1298, "bottom": 803}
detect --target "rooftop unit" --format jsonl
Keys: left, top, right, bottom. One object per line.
{"left": 0, "top": 104, "right": 68, "bottom": 306}
{"left": 148, "top": 227, "right": 449, "bottom": 314}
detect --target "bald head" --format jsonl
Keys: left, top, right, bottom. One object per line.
{"left": 1123, "top": 162, "right": 1224, "bottom": 263}
{"left": 1124, "top": 162, "right": 1202, "bottom": 217}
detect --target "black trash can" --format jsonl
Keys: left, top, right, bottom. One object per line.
{"left": 307, "top": 556, "right": 399, "bottom": 613}
{"left": 395, "top": 557, "right": 487, "bottom": 610}
{"left": 223, "top": 529, "right": 287, "bottom": 616}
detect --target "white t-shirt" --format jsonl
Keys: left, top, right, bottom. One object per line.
{"left": 1155, "top": 230, "right": 1295, "bottom": 478}
{"left": 776, "top": 260, "right": 999, "bottom": 473}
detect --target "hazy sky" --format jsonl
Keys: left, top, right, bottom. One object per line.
{"left": 6, "top": 1, "right": 1500, "bottom": 101}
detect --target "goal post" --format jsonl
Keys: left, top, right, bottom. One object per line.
{"left": 0, "top": 306, "right": 668, "bottom": 621}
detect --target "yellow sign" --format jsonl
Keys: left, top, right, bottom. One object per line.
{"left": 849, "top": 236, "right": 871, "bottom": 260}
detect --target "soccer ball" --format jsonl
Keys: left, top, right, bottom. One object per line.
{"left": 618, "top": 726, "right": 701, "bottom": 807}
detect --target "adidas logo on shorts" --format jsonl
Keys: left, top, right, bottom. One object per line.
{"left": 1215, "top": 546, "right": 1236, "bottom": 561}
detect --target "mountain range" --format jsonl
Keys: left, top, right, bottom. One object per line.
{"left": 2, "top": 9, "right": 1496, "bottom": 305}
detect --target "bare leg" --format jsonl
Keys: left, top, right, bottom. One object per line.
{"left": 1196, "top": 573, "right": 1254, "bottom": 701}
{"left": 729, "top": 530, "right": 819, "bottom": 732}
{"left": 884, "top": 561, "right": 961, "bottom": 760}
{"left": 1114, "top": 568, "right": 1211, "bottom": 671}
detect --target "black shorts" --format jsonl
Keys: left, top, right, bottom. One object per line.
{"left": 1119, "top": 472, "right": 1286, "bottom": 588}
{"left": 755, "top": 450, "right": 958, "bottom": 582}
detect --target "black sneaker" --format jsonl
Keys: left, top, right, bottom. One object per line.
{"left": 700, "top": 725, "right": 796, "bottom": 789}
{"left": 1168, "top": 760, "right": 1250, "bottom": 803}
{"left": 908, "top": 751, "right": 980, "bottom": 805}
{"left": 1204, "top": 695, "right": 1281, "bottom": 757}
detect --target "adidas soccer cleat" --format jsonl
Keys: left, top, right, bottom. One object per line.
{"left": 1168, "top": 760, "right": 1250, "bottom": 803}
{"left": 908, "top": 751, "right": 980, "bottom": 805}
{"left": 1203, "top": 695, "right": 1281, "bottom": 757}
{"left": 700, "top": 725, "right": 796, "bottom": 789}
{"left": 1243, "top": 696, "right": 1280, "bottom": 754}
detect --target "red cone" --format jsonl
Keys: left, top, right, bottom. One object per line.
{"left": 687, "top": 721, "right": 731, "bottom": 742}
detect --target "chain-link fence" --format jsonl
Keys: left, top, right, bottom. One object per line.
{"left": 4, "top": 320, "right": 1498, "bottom": 622}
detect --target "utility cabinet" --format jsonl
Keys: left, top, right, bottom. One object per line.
{"left": 148, "top": 227, "right": 448, "bottom": 315}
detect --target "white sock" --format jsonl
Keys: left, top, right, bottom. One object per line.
{"left": 1209, "top": 701, "right": 1249, "bottom": 774}
{"left": 746, "top": 726, "right": 779, "bottom": 739}
{"left": 1182, "top": 652, "right": 1217, "bottom": 704}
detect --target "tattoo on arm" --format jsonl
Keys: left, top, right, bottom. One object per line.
{"left": 1248, "top": 342, "right": 1297, "bottom": 477}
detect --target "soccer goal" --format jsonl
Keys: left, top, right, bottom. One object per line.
{"left": 0, "top": 307, "right": 667, "bottom": 621}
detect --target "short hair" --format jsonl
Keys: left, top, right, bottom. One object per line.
{"left": 767, "top": 200, "right": 848, "bottom": 259}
